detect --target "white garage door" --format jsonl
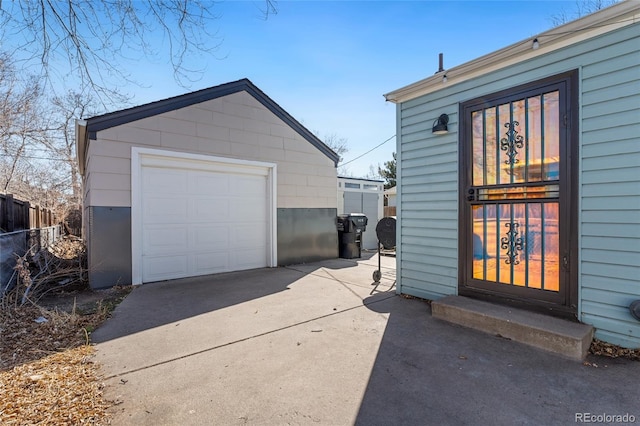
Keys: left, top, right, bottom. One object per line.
{"left": 133, "top": 150, "right": 274, "bottom": 283}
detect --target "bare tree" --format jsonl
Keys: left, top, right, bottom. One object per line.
{"left": 45, "top": 91, "right": 102, "bottom": 208}
{"left": 551, "top": 0, "right": 619, "bottom": 26}
{"left": 0, "top": 53, "right": 82, "bottom": 219}
{"left": 0, "top": 53, "right": 49, "bottom": 194}
{"left": 322, "top": 133, "right": 349, "bottom": 160}
{"left": 364, "top": 165, "right": 382, "bottom": 181}
{"left": 0, "top": 0, "right": 278, "bottom": 102}
{"left": 316, "top": 132, "right": 350, "bottom": 176}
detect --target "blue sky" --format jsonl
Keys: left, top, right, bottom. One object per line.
{"left": 14, "top": 0, "right": 585, "bottom": 178}
{"left": 127, "top": 0, "right": 578, "bottom": 178}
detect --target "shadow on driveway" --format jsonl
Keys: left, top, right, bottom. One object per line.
{"left": 91, "top": 257, "right": 371, "bottom": 343}
{"left": 356, "top": 295, "right": 640, "bottom": 425}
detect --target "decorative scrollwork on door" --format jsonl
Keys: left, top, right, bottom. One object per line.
{"left": 500, "top": 121, "right": 524, "bottom": 165}
{"left": 501, "top": 222, "right": 524, "bottom": 265}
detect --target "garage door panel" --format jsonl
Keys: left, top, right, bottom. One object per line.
{"left": 191, "top": 172, "right": 228, "bottom": 194}
{"left": 193, "top": 251, "right": 229, "bottom": 275}
{"left": 230, "top": 198, "right": 267, "bottom": 221}
{"left": 144, "top": 168, "right": 188, "bottom": 192}
{"left": 231, "top": 175, "right": 266, "bottom": 195}
{"left": 231, "top": 224, "right": 267, "bottom": 250}
{"left": 191, "top": 225, "right": 230, "bottom": 250}
{"left": 190, "top": 197, "right": 230, "bottom": 222}
{"left": 144, "top": 197, "right": 189, "bottom": 224}
{"left": 143, "top": 225, "right": 188, "bottom": 255}
{"left": 143, "top": 254, "right": 189, "bottom": 282}
{"left": 230, "top": 248, "right": 266, "bottom": 270}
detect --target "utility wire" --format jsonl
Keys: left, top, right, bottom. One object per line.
{"left": 340, "top": 135, "right": 395, "bottom": 166}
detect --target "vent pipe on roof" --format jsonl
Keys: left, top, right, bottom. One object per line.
{"left": 436, "top": 53, "right": 444, "bottom": 74}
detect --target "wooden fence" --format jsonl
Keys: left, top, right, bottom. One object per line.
{"left": 0, "top": 193, "right": 57, "bottom": 233}
{"left": 384, "top": 206, "right": 396, "bottom": 217}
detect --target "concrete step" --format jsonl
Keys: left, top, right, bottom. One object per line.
{"left": 431, "top": 295, "right": 594, "bottom": 361}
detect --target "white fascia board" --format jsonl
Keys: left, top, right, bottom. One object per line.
{"left": 384, "top": 0, "right": 640, "bottom": 104}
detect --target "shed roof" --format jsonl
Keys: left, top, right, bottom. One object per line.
{"left": 384, "top": 0, "right": 640, "bottom": 104}
{"left": 77, "top": 78, "right": 339, "bottom": 173}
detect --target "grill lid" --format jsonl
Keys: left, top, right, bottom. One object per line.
{"left": 375, "top": 216, "right": 396, "bottom": 250}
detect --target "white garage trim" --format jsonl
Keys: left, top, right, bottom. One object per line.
{"left": 131, "top": 147, "right": 277, "bottom": 285}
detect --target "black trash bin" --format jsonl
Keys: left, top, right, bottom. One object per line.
{"left": 337, "top": 213, "right": 368, "bottom": 259}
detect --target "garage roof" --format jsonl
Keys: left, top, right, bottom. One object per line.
{"left": 81, "top": 78, "right": 340, "bottom": 166}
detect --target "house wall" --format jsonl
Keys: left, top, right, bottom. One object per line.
{"left": 396, "top": 23, "right": 640, "bottom": 347}
{"left": 83, "top": 90, "right": 338, "bottom": 288}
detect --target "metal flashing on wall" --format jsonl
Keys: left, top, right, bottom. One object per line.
{"left": 88, "top": 207, "right": 132, "bottom": 289}
{"left": 277, "top": 208, "right": 338, "bottom": 265}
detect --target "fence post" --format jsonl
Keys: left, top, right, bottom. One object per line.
{"left": 24, "top": 201, "right": 31, "bottom": 230}
{"left": 35, "top": 205, "right": 41, "bottom": 228}
{"left": 0, "top": 194, "right": 5, "bottom": 231}
{"left": 6, "top": 194, "right": 15, "bottom": 232}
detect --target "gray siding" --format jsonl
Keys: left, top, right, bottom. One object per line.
{"left": 397, "top": 23, "right": 640, "bottom": 347}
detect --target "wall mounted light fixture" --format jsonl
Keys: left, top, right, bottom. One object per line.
{"left": 432, "top": 114, "right": 449, "bottom": 135}
{"left": 532, "top": 38, "right": 540, "bottom": 50}
{"left": 630, "top": 300, "right": 640, "bottom": 321}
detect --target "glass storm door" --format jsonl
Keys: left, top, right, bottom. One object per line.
{"left": 460, "top": 72, "right": 577, "bottom": 310}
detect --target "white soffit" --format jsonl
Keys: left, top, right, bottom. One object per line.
{"left": 384, "top": 1, "right": 640, "bottom": 104}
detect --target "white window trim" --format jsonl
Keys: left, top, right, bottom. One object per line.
{"left": 131, "top": 147, "right": 277, "bottom": 285}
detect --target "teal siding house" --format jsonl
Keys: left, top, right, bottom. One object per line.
{"left": 384, "top": 1, "right": 639, "bottom": 348}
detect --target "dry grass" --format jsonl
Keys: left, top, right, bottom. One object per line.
{"left": 1, "top": 236, "right": 132, "bottom": 425}
{"left": 0, "top": 345, "right": 110, "bottom": 425}
{"left": 0, "top": 305, "right": 115, "bottom": 425}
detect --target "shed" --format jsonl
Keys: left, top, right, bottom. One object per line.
{"left": 337, "top": 177, "right": 384, "bottom": 250}
{"left": 76, "top": 79, "right": 339, "bottom": 288}
{"left": 384, "top": 1, "right": 640, "bottom": 348}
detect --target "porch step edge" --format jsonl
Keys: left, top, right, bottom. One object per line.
{"left": 431, "top": 295, "right": 594, "bottom": 361}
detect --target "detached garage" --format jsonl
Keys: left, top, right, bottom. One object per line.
{"left": 76, "top": 79, "right": 339, "bottom": 288}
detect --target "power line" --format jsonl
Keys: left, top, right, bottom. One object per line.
{"left": 340, "top": 135, "right": 395, "bottom": 167}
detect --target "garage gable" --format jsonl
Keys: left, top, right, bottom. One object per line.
{"left": 81, "top": 79, "right": 339, "bottom": 170}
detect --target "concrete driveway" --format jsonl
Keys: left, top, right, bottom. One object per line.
{"left": 92, "top": 253, "right": 640, "bottom": 425}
